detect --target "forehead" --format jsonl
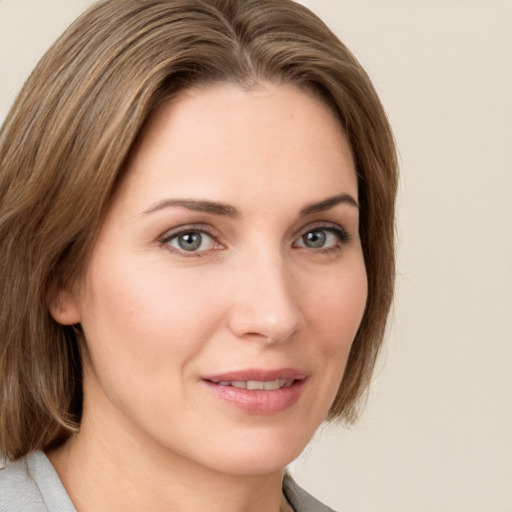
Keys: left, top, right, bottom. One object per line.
{"left": 116, "top": 81, "right": 357, "bottom": 214}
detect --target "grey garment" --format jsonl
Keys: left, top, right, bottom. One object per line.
{"left": 283, "top": 474, "right": 337, "bottom": 512}
{"left": 0, "top": 451, "right": 76, "bottom": 512}
{"left": 0, "top": 451, "right": 336, "bottom": 512}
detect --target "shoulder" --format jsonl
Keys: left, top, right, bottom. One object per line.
{"left": 283, "top": 474, "right": 338, "bottom": 512}
{"left": 0, "top": 454, "right": 47, "bottom": 511}
{"left": 0, "top": 451, "right": 76, "bottom": 512}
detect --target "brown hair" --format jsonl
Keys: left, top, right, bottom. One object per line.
{"left": 0, "top": 0, "right": 397, "bottom": 461}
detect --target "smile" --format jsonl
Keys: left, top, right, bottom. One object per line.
{"left": 202, "top": 369, "right": 307, "bottom": 414}
{"left": 216, "top": 379, "right": 294, "bottom": 390}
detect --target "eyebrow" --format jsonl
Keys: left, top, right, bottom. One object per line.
{"left": 299, "top": 193, "right": 359, "bottom": 216}
{"left": 142, "top": 193, "right": 358, "bottom": 218}
{"left": 142, "top": 199, "right": 240, "bottom": 217}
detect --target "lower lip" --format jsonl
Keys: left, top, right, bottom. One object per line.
{"left": 203, "top": 379, "right": 306, "bottom": 415}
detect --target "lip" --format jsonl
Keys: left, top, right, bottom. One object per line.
{"left": 202, "top": 368, "right": 308, "bottom": 415}
{"left": 203, "top": 368, "right": 307, "bottom": 383}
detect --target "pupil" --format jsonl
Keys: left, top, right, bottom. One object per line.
{"left": 178, "top": 232, "right": 202, "bottom": 251}
{"left": 304, "top": 230, "right": 326, "bottom": 248}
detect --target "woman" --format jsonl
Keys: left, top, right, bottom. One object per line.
{"left": 0, "top": 0, "right": 397, "bottom": 510}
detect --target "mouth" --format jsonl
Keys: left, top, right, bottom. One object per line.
{"left": 202, "top": 369, "right": 307, "bottom": 414}
{"left": 215, "top": 379, "right": 295, "bottom": 390}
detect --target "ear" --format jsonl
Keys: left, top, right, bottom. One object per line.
{"left": 48, "top": 288, "right": 81, "bottom": 325}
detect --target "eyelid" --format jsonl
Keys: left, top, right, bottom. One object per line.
{"left": 158, "top": 223, "right": 224, "bottom": 255}
{"left": 157, "top": 221, "right": 351, "bottom": 256}
{"left": 295, "top": 221, "right": 350, "bottom": 240}
{"left": 292, "top": 222, "right": 351, "bottom": 249}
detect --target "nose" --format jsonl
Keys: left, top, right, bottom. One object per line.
{"left": 227, "top": 249, "right": 302, "bottom": 343}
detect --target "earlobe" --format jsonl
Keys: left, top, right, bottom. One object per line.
{"left": 49, "top": 288, "right": 81, "bottom": 325}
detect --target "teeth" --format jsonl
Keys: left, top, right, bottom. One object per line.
{"left": 246, "top": 380, "right": 264, "bottom": 390}
{"left": 264, "top": 380, "right": 280, "bottom": 390}
{"left": 216, "top": 379, "right": 294, "bottom": 390}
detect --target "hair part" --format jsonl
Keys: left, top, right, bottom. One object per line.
{"left": 0, "top": 0, "right": 397, "bottom": 461}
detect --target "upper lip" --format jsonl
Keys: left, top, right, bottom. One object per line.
{"left": 203, "top": 368, "right": 307, "bottom": 383}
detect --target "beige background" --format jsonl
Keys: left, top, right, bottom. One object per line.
{"left": 1, "top": 1, "right": 511, "bottom": 511}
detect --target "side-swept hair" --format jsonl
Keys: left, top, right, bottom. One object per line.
{"left": 0, "top": 0, "right": 397, "bottom": 461}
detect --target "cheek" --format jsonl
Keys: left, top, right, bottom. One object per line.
{"left": 304, "top": 260, "right": 368, "bottom": 355}
{"left": 291, "top": 257, "right": 367, "bottom": 424}
{"left": 78, "top": 257, "right": 224, "bottom": 382}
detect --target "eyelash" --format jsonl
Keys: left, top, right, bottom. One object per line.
{"left": 158, "top": 223, "right": 351, "bottom": 257}
{"left": 294, "top": 224, "right": 351, "bottom": 254}
{"left": 159, "top": 224, "right": 221, "bottom": 257}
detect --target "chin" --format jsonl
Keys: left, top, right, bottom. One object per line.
{"left": 187, "top": 425, "right": 314, "bottom": 476}
{"left": 207, "top": 450, "right": 300, "bottom": 476}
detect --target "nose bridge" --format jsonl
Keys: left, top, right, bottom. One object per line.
{"left": 228, "top": 243, "right": 301, "bottom": 342}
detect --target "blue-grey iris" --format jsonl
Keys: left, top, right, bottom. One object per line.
{"left": 178, "top": 232, "right": 202, "bottom": 251}
{"left": 303, "top": 230, "right": 326, "bottom": 248}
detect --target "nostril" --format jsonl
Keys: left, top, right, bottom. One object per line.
{"left": 227, "top": 310, "right": 299, "bottom": 344}
{"left": 226, "top": 263, "right": 301, "bottom": 342}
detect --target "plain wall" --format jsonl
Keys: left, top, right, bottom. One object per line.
{"left": 1, "top": 1, "right": 511, "bottom": 511}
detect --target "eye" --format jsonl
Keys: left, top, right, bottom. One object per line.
{"left": 164, "top": 230, "right": 218, "bottom": 253}
{"left": 294, "top": 226, "right": 349, "bottom": 250}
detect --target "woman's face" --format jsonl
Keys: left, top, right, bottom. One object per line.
{"left": 60, "top": 82, "right": 367, "bottom": 475}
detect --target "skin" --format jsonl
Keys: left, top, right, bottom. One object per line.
{"left": 49, "top": 82, "right": 368, "bottom": 512}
